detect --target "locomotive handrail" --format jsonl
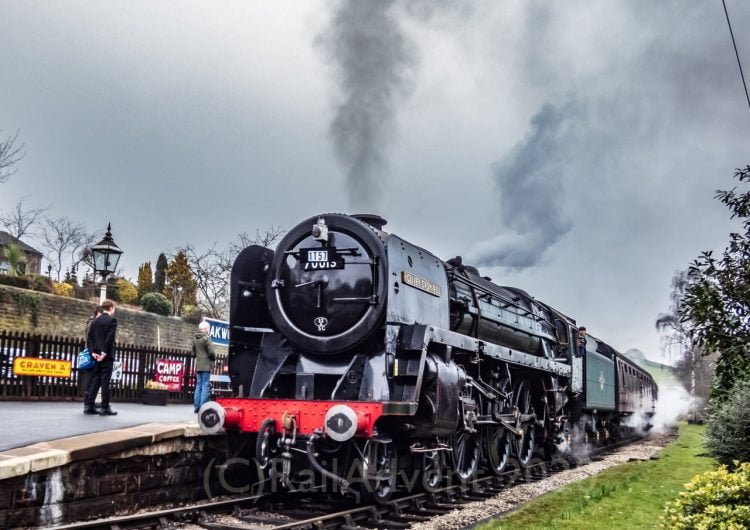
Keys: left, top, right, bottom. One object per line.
{"left": 449, "top": 270, "right": 547, "bottom": 323}
{"left": 283, "top": 247, "right": 362, "bottom": 256}
{"left": 232, "top": 326, "right": 275, "bottom": 333}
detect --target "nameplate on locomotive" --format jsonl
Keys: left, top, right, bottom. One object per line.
{"left": 401, "top": 271, "right": 442, "bottom": 297}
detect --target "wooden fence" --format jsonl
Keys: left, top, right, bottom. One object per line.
{"left": 0, "top": 330, "right": 228, "bottom": 403}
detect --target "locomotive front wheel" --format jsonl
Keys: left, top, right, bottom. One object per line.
{"left": 256, "top": 419, "right": 276, "bottom": 469}
{"left": 513, "top": 379, "right": 537, "bottom": 467}
{"left": 421, "top": 450, "right": 445, "bottom": 492}
{"left": 360, "top": 440, "right": 397, "bottom": 503}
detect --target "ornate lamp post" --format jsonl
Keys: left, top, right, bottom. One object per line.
{"left": 89, "top": 223, "right": 123, "bottom": 304}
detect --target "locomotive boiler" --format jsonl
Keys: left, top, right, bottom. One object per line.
{"left": 198, "top": 213, "right": 657, "bottom": 502}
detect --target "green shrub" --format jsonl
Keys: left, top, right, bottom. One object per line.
{"left": 29, "top": 275, "right": 53, "bottom": 293}
{"left": 181, "top": 304, "right": 202, "bottom": 324}
{"left": 16, "top": 292, "right": 42, "bottom": 327}
{"left": 0, "top": 275, "right": 30, "bottom": 289}
{"left": 661, "top": 462, "right": 750, "bottom": 529}
{"left": 140, "top": 292, "right": 173, "bottom": 316}
{"left": 705, "top": 379, "right": 750, "bottom": 465}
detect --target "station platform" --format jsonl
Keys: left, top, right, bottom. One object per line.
{"left": 0, "top": 401, "right": 198, "bottom": 452}
{"left": 0, "top": 401, "right": 225, "bottom": 528}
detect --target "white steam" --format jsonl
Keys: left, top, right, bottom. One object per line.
{"left": 626, "top": 382, "right": 695, "bottom": 436}
{"left": 651, "top": 383, "right": 695, "bottom": 433}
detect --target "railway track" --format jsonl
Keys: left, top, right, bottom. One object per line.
{"left": 52, "top": 436, "right": 644, "bottom": 530}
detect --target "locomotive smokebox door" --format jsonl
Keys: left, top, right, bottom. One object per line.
{"left": 265, "top": 214, "right": 388, "bottom": 354}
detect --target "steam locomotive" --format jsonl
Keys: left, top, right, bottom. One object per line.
{"left": 198, "top": 213, "right": 657, "bottom": 501}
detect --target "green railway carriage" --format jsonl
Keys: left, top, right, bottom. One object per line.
{"left": 579, "top": 332, "right": 657, "bottom": 440}
{"left": 584, "top": 344, "right": 616, "bottom": 411}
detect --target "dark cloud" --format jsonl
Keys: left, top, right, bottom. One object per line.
{"left": 468, "top": 101, "right": 582, "bottom": 269}
{"left": 317, "top": 0, "right": 418, "bottom": 211}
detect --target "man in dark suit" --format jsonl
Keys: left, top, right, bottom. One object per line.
{"left": 81, "top": 305, "right": 103, "bottom": 407}
{"left": 84, "top": 299, "right": 118, "bottom": 416}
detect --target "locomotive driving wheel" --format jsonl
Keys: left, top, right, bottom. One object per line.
{"left": 452, "top": 429, "right": 480, "bottom": 483}
{"left": 452, "top": 385, "right": 480, "bottom": 482}
{"left": 485, "top": 379, "right": 513, "bottom": 476}
{"left": 486, "top": 426, "right": 513, "bottom": 475}
{"left": 513, "top": 379, "right": 537, "bottom": 466}
{"left": 360, "top": 439, "right": 397, "bottom": 503}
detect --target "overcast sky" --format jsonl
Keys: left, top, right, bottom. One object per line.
{"left": 1, "top": 1, "right": 748, "bottom": 361}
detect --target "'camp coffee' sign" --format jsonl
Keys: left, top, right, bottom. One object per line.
{"left": 154, "top": 359, "right": 184, "bottom": 391}
{"left": 13, "top": 357, "right": 72, "bottom": 378}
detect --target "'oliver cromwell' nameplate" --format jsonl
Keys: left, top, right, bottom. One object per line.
{"left": 401, "top": 271, "right": 442, "bottom": 297}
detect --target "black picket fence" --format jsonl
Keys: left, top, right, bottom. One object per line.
{"left": 0, "top": 330, "right": 228, "bottom": 403}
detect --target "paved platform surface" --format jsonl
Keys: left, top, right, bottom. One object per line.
{"left": 0, "top": 401, "right": 197, "bottom": 451}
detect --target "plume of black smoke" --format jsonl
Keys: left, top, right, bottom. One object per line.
{"left": 318, "top": 0, "right": 418, "bottom": 211}
{"left": 468, "top": 101, "right": 583, "bottom": 270}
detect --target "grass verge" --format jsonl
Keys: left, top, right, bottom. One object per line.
{"left": 480, "top": 423, "right": 714, "bottom": 529}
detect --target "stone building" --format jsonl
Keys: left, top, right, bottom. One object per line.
{"left": 0, "top": 231, "right": 43, "bottom": 275}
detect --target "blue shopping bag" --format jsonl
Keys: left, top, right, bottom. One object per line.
{"left": 77, "top": 348, "right": 95, "bottom": 371}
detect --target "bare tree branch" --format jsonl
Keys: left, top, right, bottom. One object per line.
{"left": 0, "top": 196, "right": 50, "bottom": 239}
{"left": 70, "top": 231, "right": 97, "bottom": 274}
{"left": 184, "top": 244, "right": 228, "bottom": 319}
{"left": 40, "top": 216, "right": 88, "bottom": 281}
{"left": 229, "top": 225, "right": 285, "bottom": 255}
{"left": 185, "top": 226, "right": 285, "bottom": 320}
{"left": 0, "top": 130, "right": 25, "bottom": 183}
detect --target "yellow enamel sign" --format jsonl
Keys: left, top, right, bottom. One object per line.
{"left": 13, "top": 357, "right": 72, "bottom": 378}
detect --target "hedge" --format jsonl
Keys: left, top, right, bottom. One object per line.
{"left": 661, "top": 462, "right": 750, "bottom": 529}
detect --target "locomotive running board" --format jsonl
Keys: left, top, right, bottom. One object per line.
{"left": 400, "top": 324, "right": 572, "bottom": 377}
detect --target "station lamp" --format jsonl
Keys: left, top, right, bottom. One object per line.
{"left": 90, "top": 223, "right": 123, "bottom": 304}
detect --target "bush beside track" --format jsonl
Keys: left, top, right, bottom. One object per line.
{"left": 481, "top": 424, "right": 714, "bottom": 530}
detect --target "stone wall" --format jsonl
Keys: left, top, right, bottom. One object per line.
{"left": 0, "top": 434, "right": 234, "bottom": 527}
{"left": 0, "top": 284, "right": 226, "bottom": 352}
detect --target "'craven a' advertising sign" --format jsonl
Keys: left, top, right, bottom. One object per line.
{"left": 13, "top": 357, "right": 72, "bottom": 378}
{"left": 154, "top": 359, "right": 184, "bottom": 391}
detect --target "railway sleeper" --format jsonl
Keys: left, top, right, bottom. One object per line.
{"left": 198, "top": 521, "right": 257, "bottom": 530}
{"left": 370, "top": 518, "right": 410, "bottom": 529}
{"left": 238, "top": 514, "right": 301, "bottom": 525}
{"left": 418, "top": 507, "right": 452, "bottom": 515}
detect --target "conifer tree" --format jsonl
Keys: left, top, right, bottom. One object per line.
{"left": 165, "top": 251, "right": 197, "bottom": 316}
{"left": 137, "top": 261, "right": 153, "bottom": 300}
{"left": 154, "top": 253, "right": 168, "bottom": 294}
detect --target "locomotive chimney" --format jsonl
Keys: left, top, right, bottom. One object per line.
{"left": 352, "top": 214, "right": 387, "bottom": 231}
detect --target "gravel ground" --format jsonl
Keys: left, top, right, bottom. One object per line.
{"left": 410, "top": 431, "right": 677, "bottom": 530}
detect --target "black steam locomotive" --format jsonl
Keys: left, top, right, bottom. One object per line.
{"left": 198, "top": 213, "right": 657, "bottom": 501}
